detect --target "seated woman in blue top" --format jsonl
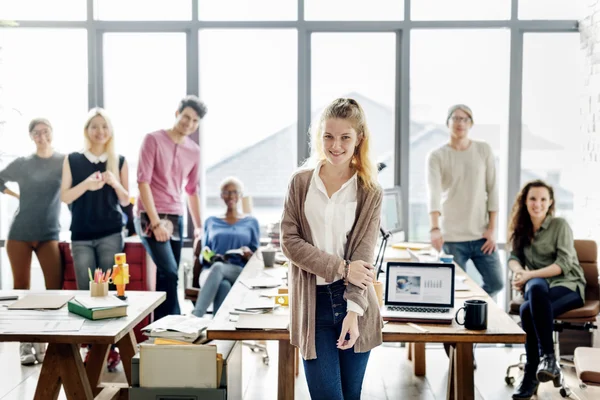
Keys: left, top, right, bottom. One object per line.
{"left": 192, "top": 177, "right": 260, "bottom": 317}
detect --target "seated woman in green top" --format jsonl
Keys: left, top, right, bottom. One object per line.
{"left": 507, "top": 180, "right": 586, "bottom": 400}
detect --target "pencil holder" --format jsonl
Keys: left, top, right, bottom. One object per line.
{"left": 90, "top": 281, "right": 109, "bottom": 297}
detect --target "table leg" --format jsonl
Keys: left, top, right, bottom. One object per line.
{"left": 412, "top": 342, "right": 426, "bottom": 376}
{"left": 85, "top": 344, "right": 110, "bottom": 396}
{"left": 116, "top": 330, "right": 138, "bottom": 384}
{"left": 407, "top": 342, "right": 413, "bottom": 361}
{"left": 446, "top": 343, "right": 474, "bottom": 400}
{"left": 34, "top": 343, "right": 62, "bottom": 400}
{"left": 277, "top": 339, "right": 295, "bottom": 400}
{"left": 58, "top": 343, "right": 95, "bottom": 399}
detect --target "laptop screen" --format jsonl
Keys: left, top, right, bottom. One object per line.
{"left": 385, "top": 262, "right": 455, "bottom": 307}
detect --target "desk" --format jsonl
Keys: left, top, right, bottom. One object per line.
{"left": 207, "top": 251, "right": 525, "bottom": 400}
{"left": 0, "top": 290, "right": 165, "bottom": 400}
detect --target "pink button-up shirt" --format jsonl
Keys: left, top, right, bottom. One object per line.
{"left": 137, "top": 130, "right": 200, "bottom": 216}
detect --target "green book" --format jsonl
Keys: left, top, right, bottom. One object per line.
{"left": 67, "top": 299, "right": 127, "bottom": 320}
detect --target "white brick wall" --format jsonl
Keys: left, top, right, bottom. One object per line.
{"left": 578, "top": 0, "right": 600, "bottom": 238}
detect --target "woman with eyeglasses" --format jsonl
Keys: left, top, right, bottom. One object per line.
{"left": 0, "top": 118, "right": 64, "bottom": 365}
{"left": 191, "top": 177, "right": 260, "bottom": 317}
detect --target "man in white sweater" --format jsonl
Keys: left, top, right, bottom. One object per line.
{"left": 426, "top": 104, "right": 504, "bottom": 297}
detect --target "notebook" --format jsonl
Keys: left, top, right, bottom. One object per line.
{"left": 7, "top": 294, "right": 74, "bottom": 310}
{"left": 380, "top": 262, "right": 456, "bottom": 324}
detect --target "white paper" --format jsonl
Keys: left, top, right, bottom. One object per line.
{"left": 74, "top": 296, "right": 127, "bottom": 309}
{"left": 239, "top": 277, "right": 282, "bottom": 289}
{"left": 0, "top": 319, "right": 84, "bottom": 333}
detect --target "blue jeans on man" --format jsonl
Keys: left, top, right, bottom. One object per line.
{"left": 302, "top": 279, "right": 370, "bottom": 400}
{"left": 134, "top": 216, "right": 183, "bottom": 321}
{"left": 443, "top": 238, "right": 504, "bottom": 297}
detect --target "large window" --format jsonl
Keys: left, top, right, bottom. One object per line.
{"left": 311, "top": 33, "right": 397, "bottom": 189}
{"left": 409, "top": 29, "right": 510, "bottom": 242}
{"left": 199, "top": 29, "right": 297, "bottom": 228}
{"left": 0, "top": 0, "right": 86, "bottom": 20}
{"left": 199, "top": 0, "right": 297, "bottom": 21}
{"left": 0, "top": 28, "right": 88, "bottom": 288}
{"left": 103, "top": 32, "right": 187, "bottom": 199}
{"left": 95, "top": 0, "right": 192, "bottom": 21}
{"left": 521, "top": 33, "right": 584, "bottom": 232}
{"left": 305, "top": 0, "right": 404, "bottom": 20}
{"left": 411, "top": 0, "right": 510, "bottom": 20}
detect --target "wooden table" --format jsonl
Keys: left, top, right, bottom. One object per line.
{"left": 383, "top": 248, "right": 525, "bottom": 400}
{"left": 0, "top": 290, "right": 165, "bottom": 400}
{"left": 207, "top": 251, "right": 525, "bottom": 400}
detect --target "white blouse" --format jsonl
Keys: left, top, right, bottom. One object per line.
{"left": 304, "top": 162, "right": 362, "bottom": 315}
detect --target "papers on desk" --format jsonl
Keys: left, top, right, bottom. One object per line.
{"left": 0, "top": 319, "right": 84, "bottom": 333}
{"left": 239, "top": 277, "right": 282, "bottom": 289}
{"left": 7, "top": 293, "right": 74, "bottom": 310}
{"left": 142, "top": 315, "right": 211, "bottom": 342}
{"left": 455, "top": 276, "right": 469, "bottom": 291}
{"left": 235, "top": 313, "right": 289, "bottom": 330}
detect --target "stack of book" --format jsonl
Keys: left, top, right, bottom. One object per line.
{"left": 142, "top": 315, "right": 211, "bottom": 343}
{"left": 68, "top": 296, "right": 128, "bottom": 320}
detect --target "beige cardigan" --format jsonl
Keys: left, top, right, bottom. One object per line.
{"left": 281, "top": 168, "right": 383, "bottom": 360}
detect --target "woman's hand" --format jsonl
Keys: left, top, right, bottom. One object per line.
{"left": 102, "top": 171, "right": 119, "bottom": 188}
{"left": 240, "top": 246, "right": 253, "bottom": 260}
{"left": 512, "top": 270, "right": 532, "bottom": 292}
{"left": 347, "top": 260, "right": 374, "bottom": 289}
{"left": 337, "top": 311, "right": 360, "bottom": 350}
{"left": 85, "top": 171, "right": 105, "bottom": 191}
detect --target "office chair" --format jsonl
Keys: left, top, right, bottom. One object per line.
{"left": 505, "top": 239, "right": 600, "bottom": 398}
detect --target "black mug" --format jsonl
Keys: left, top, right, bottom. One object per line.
{"left": 455, "top": 299, "right": 488, "bottom": 330}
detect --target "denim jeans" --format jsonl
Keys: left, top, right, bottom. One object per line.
{"left": 192, "top": 261, "right": 243, "bottom": 317}
{"left": 443, "top": 238, "right": 504, "bottom": 296}
{"left": 71, "top": 232, "right": 124, "bottom": 290}
{"left": 520, "top": 278, "right": 583, "bottom": 371}
{"left": 134, "top": 216, "right": 183, "bottom": 321}
{"left": 302, "top": 280, "right": 370, "bottom": 400}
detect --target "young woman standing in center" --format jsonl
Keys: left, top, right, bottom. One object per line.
{"left": 281, "top": 98, "right": 383, "bottom": 400}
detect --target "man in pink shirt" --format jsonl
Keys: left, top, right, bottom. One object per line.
{"left": 135, "top": 95, "right": 207, "bottom": 320}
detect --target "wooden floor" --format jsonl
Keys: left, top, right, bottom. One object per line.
{"left": 0, "top": 341, "right": 598, "bottom": 400}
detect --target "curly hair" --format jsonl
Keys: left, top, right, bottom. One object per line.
{"left": 507, "top": 180, "right": 555, "bottom": 261}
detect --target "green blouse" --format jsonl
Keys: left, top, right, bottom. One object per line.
{"left": 508, "top": 216, "right": 586, "bottom": 302}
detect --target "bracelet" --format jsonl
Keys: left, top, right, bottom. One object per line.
{"left": 430, "top": 227, "right": 440, "bottom": 233}
{"left": 150, "top": 221, "right": 161, "bottom": 230}
{"left": 343, "top": 260, "right": 350, "bottom": 286}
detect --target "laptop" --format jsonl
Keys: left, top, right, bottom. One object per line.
{"left": 380, "top": 262, "right": 456, "bottom": 324}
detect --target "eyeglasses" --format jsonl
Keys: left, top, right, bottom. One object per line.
{"left": 450, "top": 116, "right": 471, "bottom": 123}
{"left": 221, "top": 190, "right": 240, "bottom": 196}
{"left": 30, "top": 129, "right": 51, "bottom": 137}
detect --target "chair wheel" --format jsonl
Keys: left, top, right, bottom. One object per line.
{"left": 263, "top": 356, "right": 269, "bottom": 365}
{"left": 559, "top": 387, "right": 571, "bottom": 398}
{"left": 505, "top": 376, "right": 515, "bottom": 386}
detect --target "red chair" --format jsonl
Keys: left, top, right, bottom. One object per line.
{"left": 60, "top": 239, "right": 156, "bottom": 344}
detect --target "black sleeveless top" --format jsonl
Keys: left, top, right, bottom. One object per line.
{"left": 68, "top": 152, "right": 125, "bottom": 241}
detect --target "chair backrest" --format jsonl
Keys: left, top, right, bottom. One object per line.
{"left": 574, "top": 239, "right": 599, "bottom": 302}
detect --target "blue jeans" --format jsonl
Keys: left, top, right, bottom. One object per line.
{"left": 520, "top": 278, "right": 583, "bottom": 371}
{"left": 303, "top": 280, "right": 370, "bottom": 400}
{"left": 443, "top": 238, "right": 504, "bottom": 296}
{"left": 134, "top": 216, "right": 183, "bottom": 321}
{"left": 192, "top": 261, "right": 243, "bottom": 317}
{"left": 71, "top": 232, "right": 124, "bottom": 290}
